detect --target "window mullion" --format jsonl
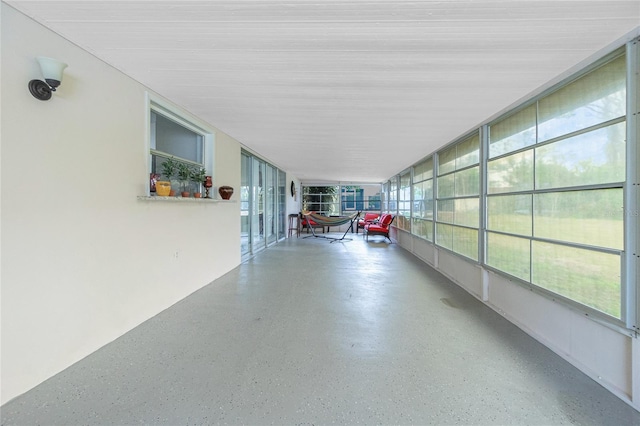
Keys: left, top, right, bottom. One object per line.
{"left": 150, "top": 149, "right": 203, "bottom": 168}
{"left": 480, "top": 124, "right": 489, "bottom": 266}
{"left": 625, "top": 37, "right": 640, "bottom": 331}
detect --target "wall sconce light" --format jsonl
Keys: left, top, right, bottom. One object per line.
{"left": 28, "top": 56, "right": 68, "bottom": 101}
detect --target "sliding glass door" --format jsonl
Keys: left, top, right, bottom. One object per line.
{"left": 241, "top": 152, "right": 251, "bottom": 256}
{"left": 251, "top": 158, "right": 265, "bottom": 254}
{"left": 241, "top": 150, "right": 286, "bottom": 260}
{"left": 265, "top": 164, "right": 277, "bottom": 246}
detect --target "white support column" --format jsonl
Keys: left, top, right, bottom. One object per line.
{"left": 479, "top": 124, "right": 489, "bottom": 302}
{"left": 481, "top": 267, "right": 490, "bottom": 302}
{"left": 624, "top": 37, "right": 639, "bottom": 332}
{"left": 626, "top": 35, "right": 640, "bottom": 412}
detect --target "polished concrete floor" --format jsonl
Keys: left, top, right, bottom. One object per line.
{"left": 2, "top": 233, "right": 639, "bottom": 425}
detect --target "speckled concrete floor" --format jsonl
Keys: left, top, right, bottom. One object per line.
{"left": 2, "top": 234, "right": 639, "bottom": 425}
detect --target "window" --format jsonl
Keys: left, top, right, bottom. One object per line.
{"left": 302, "top": 186, "right": 339, "bottom": 216}
{"left": 382, "top": 181, "right": 390, "bottom": 213}
{"left": 278, "top": 170, "right": 286, "bottom": 240}
{"left": 241, "top": 150, "right": 287, "bottom": 260}
{"left": 151, "top": 110, "right": 203, "bottom": 164}
{"left": 341, "top": 185, "right": 382, "bottom": 212}
{"left": 148, "top": 99, "right": 212, "bottom": 194}
{"left": 486, "top": 53, "right": 626, "bottom": 319}
{"left": 412, "top": 157, "right": 434, "bottom": 241}
{"left": 265, "top": 164, "right": 277, "bottom": 245}
{"left": 436, "top": 133, "right": 480, "bottom": 261}
{"left": 388, "top": 177, "right": 398, "bottom": 215}
{"left": 385, "top": 45, "right": 633, "bottom": 326}
{"left": 397, "top": 171, "right": 412, "bottom": 231}
{"left": 241, "top": 153, "right": 251, "bottom": 255}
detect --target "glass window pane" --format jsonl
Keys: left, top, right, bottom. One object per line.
{"left": 414, "top": 157, "right": 433, "bottom": 182}
{"left": 251, "top": 159, "right": 265, "bottom": 252}
{"left": 437, "top": 199, "right": 454, "bottom": 224}
{"left": 489, "top": 105, "right": 536, "bottom": 158}
{"left": 303, "top": 186, "right": 339, "bottom": 216}
{"left": 396, "top": 215, "right": 411, "bottom": 231}
{"left": 412, "top": 180, "right": 433, "bottom": 219}
{"left": 278, "top": 169, "right": 286, "bottom": 240}
{"left": 456, "top": 133, "right": 480, "bottom": 169}
{"left": 152, "top": 111, "right": 203, "bottom": 164}
{"left": 400, "top": 172, "right": 411, "bottom": 189}
{"left": 437, "top": 174, "right": 455, "bottom": 199}
{"left": 532, "top": 241, "right": 621, "bottom": 318}
{"left": 455, "top": 198, "right": 479, "bottom": 228}
{"left": 534, "top": 189, "right": 623, "bottom": 250}
{"left": 486, "top": 232, "right": 531, "bottom": 281}
{"left": 412, "top": 218, "right": 433, "bottom": 241}
{"left": 455, "top": 167, "right": 480, "bottom": 197}
{"left": 453, "top": 226, "right": 478, "bottom": 261}
{"left": 424, "top": 182, "right": 434, "bottom": 220}
{"left": 412, "top": 186, "right": 422, "bottom": 217}
{"left": 241, "top": 153, "right": 251, "bottom": 256}
{"left": 436, "top": 223, "right": 453, "bottom": 250}
{"left": 388, "top": 178, "right": 398, "bottom": 213}
{"left": 382, "top": 182, "right": 389, "bottom": 212}
{"left": 265, "top": 165, "right": 276, "bottom": 244}
{"left": 535, "top": 122, "right": 626, "bottom": 189}
{"left": 538, "top": 55, "right": 626, "bottom": 142}
{"left": 397, "top": 173, "right": 411, "bottom": 231}
{"left": 487, "top": 195, "right": 532, "bottom": 236}
{"left": 361, "top": 184, "right": 382, "bottom": 212}
{"left": 487, "top": 150, "right": 534, "bottom": 194}
{"left": 438, "top": 146, "right": 456, "bottom": 175}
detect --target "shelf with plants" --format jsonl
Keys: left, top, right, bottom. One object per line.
{"left": 146, "top": 156, "right": 235, "bottom": 202}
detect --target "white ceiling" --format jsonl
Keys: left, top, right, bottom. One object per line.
{"left": 6, "top": 1, "right": 640, "bottom": 183}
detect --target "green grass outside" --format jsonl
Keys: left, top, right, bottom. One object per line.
{"left": 489, "top": 214, "right": 623, "bottom": 249}
{"left": 486, "top": 215, "right": 622, "bottom": 318}
{"left": 425, "top": 214, "right": 622, "bottom": 318}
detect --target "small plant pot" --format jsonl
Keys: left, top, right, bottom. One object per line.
{"left": 194, "top": 193, "right": 202, "bottom": 198}
{"left": 156, "top": 181, "right": 171, "bottom": 197}
{"left": 169, "top": 189, "right": 176, "bottom": 196}
{"left": 181, "top": 191, "right": 190, "bottom": 198}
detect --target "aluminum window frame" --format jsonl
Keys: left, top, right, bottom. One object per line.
{"left": 384, "top": 40, "right": 638, "bottom": 331}
{"left": 435, "top": 130, "right": 482, "bottom": 262}
{"left": 483, "top": 48, "right": 629, "bottom": 323}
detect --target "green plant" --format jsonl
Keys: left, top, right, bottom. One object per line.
{"left": 190, "top": 167, "right": 206, "bottom": 185}
{"left": 160, "top": 157, "right": 178, "bottom": 181}
{"left": 177, "top": 162, "right": 192, "bottom": 191}
{"left": 190, "top": 167, "right": 207, "bottom": 196}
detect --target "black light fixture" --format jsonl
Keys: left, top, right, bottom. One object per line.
{"left": 28, "top": 56, "right": 68, "bottom": 101}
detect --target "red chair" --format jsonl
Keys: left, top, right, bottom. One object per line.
{"left": 357, "top": 212, "right": 380, "bottom": 234}
{"left": 364, "top": 214, "right": 395, "bottom": 242}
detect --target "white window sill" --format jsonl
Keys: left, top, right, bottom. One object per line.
{"left": 137, "top": 196, "right": 235, "bottom": 203}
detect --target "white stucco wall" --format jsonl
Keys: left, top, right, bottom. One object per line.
{"left": 1, "top": 4, "right": 241, "bottom": 404}
{"left": 286, "top": 177, "right": 302, "bottom": 218}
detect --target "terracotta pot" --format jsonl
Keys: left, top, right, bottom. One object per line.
{"left": 194, "top": 192, "right": 202, "bottom": 198}
{"left": 156, "top": 181, "right": 171, "bottom": 196}
{"left": 218, "top": 186, "right": 234, "bottom": 200}
{"left": 181, "top": 191, "right": 190, "bottom": 198}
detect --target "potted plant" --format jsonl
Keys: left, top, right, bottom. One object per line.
{"left": 190, "top": 167, "right": 207, "bottom": 198}
{"left": 160, "top": 156, "right": 178, "bottom": 196}
{"left": 177, "top": 162, "right": 192, "bottom": 197}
